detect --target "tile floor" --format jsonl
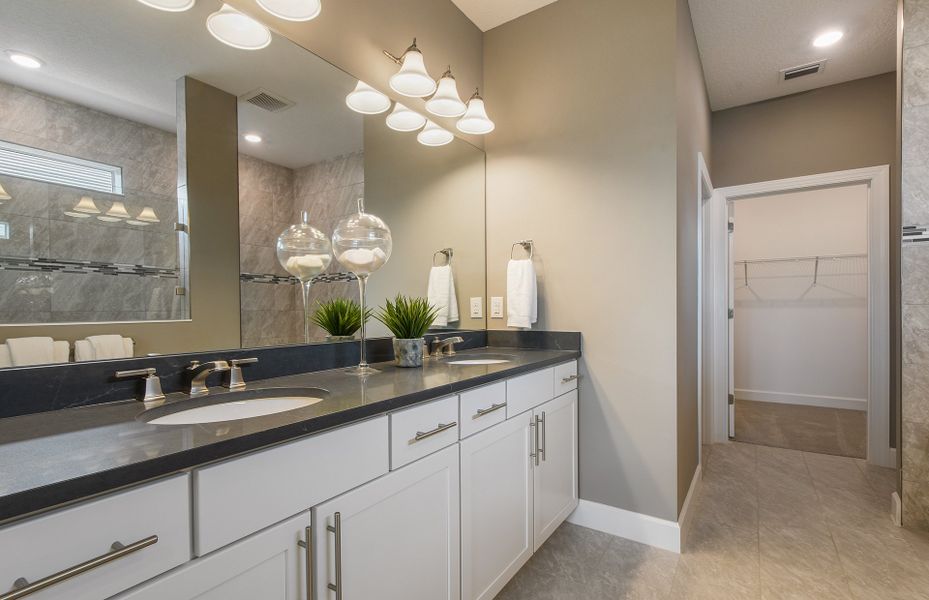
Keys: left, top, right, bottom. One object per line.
{"left": 735, "top": 399, "right": 867, "bottom": 458}
{"left": 497, "top": 442, "right": 927, "bottom": 600}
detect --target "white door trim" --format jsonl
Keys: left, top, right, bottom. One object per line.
{"left": 710, "top": 165, "right": 892, "bottom": 467}
{"left": 696, "top": 152, "right": 715, "bottom": 462}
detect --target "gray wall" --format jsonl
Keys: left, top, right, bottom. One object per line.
{"left": 485, "top": 0, "right": 685, "bottom": 521}
{"left": 711, "top": 73, "right": 897, "bottom": 188}
{"left": 675, "top": 0, "right": 711, "bottom": 513}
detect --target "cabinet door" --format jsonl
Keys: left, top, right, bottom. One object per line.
{"left": 115, "top": 512, "right": 310, "bottom": 600}
{"left": 533, "top": 390, "right": 578, "bottom": 551}
{"left": 313, "top": 445, "right": 460, "bottom": 600}
{"left": 460, "top": 414, "right": 534, "bottom": 600}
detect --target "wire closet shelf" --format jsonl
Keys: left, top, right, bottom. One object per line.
{"left": 734, "top": 253, "right": 867, "bottom": 288}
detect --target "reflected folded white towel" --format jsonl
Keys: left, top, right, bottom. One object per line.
{"left": 284, "top": 254, "right": 331, "bottom": 280}
{"left": 428, "top": 265, "right": 459, "bottom": 327}
{"left": 506, "top": 259, "right": 537, "bottom": 329}
{"left": 337, "top": 248, "right": 388, "bottom": 273}
{"left": 6, "top": 336, "right": 55, "bottom": 366}
{"left": 87, "top": 334, "right": 131, "bottom": 359}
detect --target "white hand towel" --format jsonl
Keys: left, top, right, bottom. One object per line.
{"left": 87, "top": 334, "right": 130, "bottom": 359}
{"left": 507, "top": 259, "right": 537, "bottom": 329}
{"left": 6, "top": 336, "right": 55, "bottom": 366}
{"left": 428, "top": 265, "right": 459, "bottom": 327}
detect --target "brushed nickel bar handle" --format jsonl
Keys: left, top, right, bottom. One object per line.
{"left": 540, "top": 411, "right": 547, "bottom": 462}
{"left": 413, "top": 422, "right": 457, "bottom": 442}
{"left": 561, "top": 374, "right": 579, "bottom": 384}
{"left": 327, "top": 513, "right": 342, "bottom": 600}
{"left": 474, "top": 403, "right": 506, "bottom": 419}
{"left": 2, "top": 535, "right": 158, "bottom": 600}
{"left": 531, "top": 418, "right": 540, "bottom": 466}
{"left": 297, "top": 526, "right": 312, "bottom": 600}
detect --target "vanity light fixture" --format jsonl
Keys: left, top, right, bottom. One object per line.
{"left": 385, "top": 102, "right": 427, "bottom": 132}
{"left": 256, "top": 0, "right": 321, "bottom": 21}
{"left": 0, "top": 182, "right": 10, "bottom": 203}
{"left": 386, "top": 39, "right": 437, "bottom": 98}
{"left": 345, "top": 81, "right": 391, "bottom": 114}
{"left": 127, "top": 206, "right": 161, "bottom": 226}
{"left": 813, "top": 30, "right": 843, "bottom": 47}
{"left": 243, "top": 133, "right": 263, "bottom": 143}
{"left": 5, "top": 50, "right": 43, "bottom": 69}
{"left": 425, "top": 68, "right": 466, "bottom": 118}
{"left": 97, "top": 200, "right": 131, "bottom": 222}
{"left": 456, "top": 88, "right": 495, "bottom": 135}
{"left": 64, "top": 196, "right": 101, "bottom": 218}
{"left": 136, "top": 0, "right": 196, "bottom": 11}
{"left": 207, "top": 4, "right": 272, "bottom": 51}
{"left": 417, "top": 120, "right": 453, "bottom": 147}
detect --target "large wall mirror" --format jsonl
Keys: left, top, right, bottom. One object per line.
{"left": 0, "top": 0, "right": 486, "bottom": 367}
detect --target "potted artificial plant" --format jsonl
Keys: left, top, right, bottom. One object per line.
{"left": 375, "top": 295, "right": 439, "bottom": 368}
{"left": 311, "top": 298, "right": 371, "bottom": 341}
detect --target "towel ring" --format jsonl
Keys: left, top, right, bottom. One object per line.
{"left": 511, "top": 240, "right": 533, "bottom": 260}
{"left": 433, "top": 248, "right": 453, "bottom": 266}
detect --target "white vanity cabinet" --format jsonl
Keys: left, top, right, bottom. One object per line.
{"left": 313, "top": 444, "right": 460, "bottom": 600}
{"left": 532, "top": 389, "right": 579, "bottom": 550}
{"left": 114, "top": 512, "right": 310, "bottom": 600}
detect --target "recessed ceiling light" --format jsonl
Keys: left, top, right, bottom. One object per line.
{"left": 6, "top": 50, "right": 43, "bottom": 69}
{"left": 243, "top": 133, "right": 263, "bottom": 143}
{"left": 207, "top": 4, "right": 272, "bottom": 51}
{"left": 813, "top": 30, "right": 843, "bottom": 47}
{"left": 136, "top": 0, "right": 196, "bottom": 11}
{"left": 256, "top": 0, "right": 321, "bottom": 21}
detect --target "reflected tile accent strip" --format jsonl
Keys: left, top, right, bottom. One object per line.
{"left": 240, "top": 271, "right": 357, "bottom": 285}
{"left": 0, "top": 256, "right": 178, "bottom": 279}
{"left": 903, "top": 225, "right": 929, "bottom": 243}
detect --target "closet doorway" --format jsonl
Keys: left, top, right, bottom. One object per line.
{"left": 706, "top": 166, "right": 892, "bottom": 467}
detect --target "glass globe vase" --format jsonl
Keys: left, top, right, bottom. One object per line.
{"left": 332, "top": 198, "right": 392, "bottom": 374}
{"left": 277, "top": 211, "right": 332, "bottom": 343}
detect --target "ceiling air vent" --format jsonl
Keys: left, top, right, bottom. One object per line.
{"left": 239, "top": 88, "right": 295, "bottom": 113}
{"left": 780, "top": 59, "right": 827, "bottom": 82}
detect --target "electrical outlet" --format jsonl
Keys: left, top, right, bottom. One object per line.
{"left": 470, "top": 297, "right": 483, "bottom": 318}
{"left": 491, "top": 296, "right": 504, "bottom": 319}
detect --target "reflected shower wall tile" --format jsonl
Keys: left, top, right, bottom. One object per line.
{"left": 240, "top": 280, "right": 275, "bottom": 311}
{"left": 0, "top": 214, "right": 50, "bottom": 258}
{"left": 142, "top": 278, "right": 180, "bottom": 314}
{"left": 903, "top": 420, "right": 929, "bottom": 482}
{"left": 903, "top": 480, "right": 929, "bottom": 529}
{"left": 294, "top": 151, "right": 364, "bottom": 198}
{"left": 141, "top": 128, "right": 177, "bottom": 169}
{"left": 0, "top": 83, "right": 48, "bottom": 137}
{"left": 903, "top": 305, "right": 929, "bottom": 364}
{"left": 0, "top": 271, "right": 51, "bottom": 315}
{"left": 241, "top": 243, "right": 284, "bottom": 276}
{"left": 903, "top": 106, "right": 929, "bottom": 225}
{"left": 903, "top": 245, "right": 929, "bottom": 304}
{"left": 0, "top": 177, "right": 50, "bottom": 219}
{"left": 143, "top": 231, "right": 178, "bottom": 269}
{"left": 50, "top": 272, "right": 144, "bottom": 313}
{"left": 45, "top": 99, "right": 144, "bottom": 160}
{"left": 48, "top": 219, "right": 145, "bottom": 265}
{"left": 274, "top": 283, "right": 297, "bottom": 311}
{"left": 905, "top": 45, "right": 929, "bottom": 109}
{"left": 50, "top": 310, "right": 148, "bottom": 324}
{"left": 905, "top": 1, "right": 929, "bottom": 49}
{"left": 904, "top": 365, "right": 929, "bottom": 424}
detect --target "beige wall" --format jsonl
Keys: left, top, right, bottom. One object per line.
{"left": 711, "top": 73, "right": 897, "bottom": 188}
{"left": 675, "top": 0, "right": 711, "bottom": 513}
{"left": 485, "top": 0, "right": 684, "bottom": 521}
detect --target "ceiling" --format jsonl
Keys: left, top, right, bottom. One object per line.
{"left": 689, "top": 0, "right": 897, "bottom": 111}
{"left": 0, "top": 0, "right": 362, "bottom": 169}
{"left": 451, "top": 0, "right": 560, "bottom": 31}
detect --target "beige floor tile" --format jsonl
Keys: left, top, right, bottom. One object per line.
{"left": 804, "top": 452, "right": 875, "bottom": 495}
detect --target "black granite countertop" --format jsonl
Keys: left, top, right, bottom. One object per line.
{"left": 0, "top": 347, "right": 578, "bottom": 524}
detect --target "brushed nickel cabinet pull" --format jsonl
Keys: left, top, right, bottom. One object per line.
{"left": 474, "top": 403, "right": 506, "bottom": 419}
{"left": 561, "top": 374, "right": 579, "bottom": 384}
{"left": 413, "top": 422, "right": 457, "bottom": 442}
{"left": 531, "top": 418, "right": 540, "bottom": 466}
{"left": 297, "top": 526, "right": 312, "bottom": 600}
{"left": 540, "top": 411, "right": 547, "bottom": 462}
{"left": 327, "top": 513, "right": 342, "bottom": 600}
{"left": 2, "top": 535, "right": 158, "bottom": 600}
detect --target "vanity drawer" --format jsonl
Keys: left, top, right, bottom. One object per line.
{"left": 459, "top": 381, "right": 507, "bottom": 438}
{"left": 506, "top": 367, "right": 554, "bottom": 417}
{"left": 554, "top": 360, "right": 579, "bottom": 396}
{"left": 390, "top": 395, "right": 459, "bottom": 469}
{"left": 193, "top": 416, "right": 388, "bottom": 556}
{"left": 0, "top": 474, "right": 190, "bottom": 600}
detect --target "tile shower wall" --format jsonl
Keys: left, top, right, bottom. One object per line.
{"left": 239, "top": 151, "right": 363, "bottom": 347}
{"left": 0, "top": 81, "right": 182, "bottom": 324}
{"left": 902, "top": 0, "right": 929, "bottom": 529}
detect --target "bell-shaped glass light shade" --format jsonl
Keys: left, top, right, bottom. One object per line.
{"left": 0, "top": 182, "right": 12, "bottom": 202}
{"left": 136, "top": 206, "right": 161, "bottom": 223}
{"left": 389, "top": 43, "right": 436, "bottom": 98}
{"left": 346, "top": 81, "right": 391, "bottom": 115}
{"left": 425, "top": 70, "right": 466, "bottom": 118}
{"left": 207, "top": 4, "right": 272, "bottom": 50}
{"left": 97, "top": 201, "right": 131, "bottom": 222}
{"left": 65, "top": 196, "right": 99, "bottom": 218}
{"left": 137, "top": 0, "right": 195, "bottom": 11}
{"left": 417, "top": 120, "right": 453, "bottom": 147}
{"left": 277, "top": 211, "right": 333, "bottom": 343}
{"left": 456, "top": 91, "right": 495, "bottom": 135}
{"left": 385, "top": 102, "right": 427, "bottom": 132}
{"left": 256, "top": 0, "right": 321, "bottom": 21}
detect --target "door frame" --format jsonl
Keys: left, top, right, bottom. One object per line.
{"left": 708, "top": 165, "right": 892, "bottom": 467}
{"left": 696, "top": 152, "right": 715, "bottom": 466}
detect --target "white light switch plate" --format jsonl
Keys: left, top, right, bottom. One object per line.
{"left": 491, "top": 297, "right": 504, "bottom": 319}
{"left": 470, "top": 297, "right": 483, "bottom": 318}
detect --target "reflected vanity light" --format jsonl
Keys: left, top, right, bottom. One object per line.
{"left": 456, "top": 89, "right": 495, "bottom": 135}
{"left": 127, "top": 206, "right": 161, "bottom": 226}
{"left": 385, "top": 102, "right": 427, "bottom": 132}
{"left": 5, "top": 50, "right": 43, "bottom": 69}
{"left": 0, "top": 181, "right": 10, "bottom": 203}
{"left": 425, "top": 68, "right": 466, "bottom": 118}
{"left": 417, "top": 120, "right": 453, "bottom": 147}
{"left": 256, "top": 0, "right": 321, "bottom": 21}
{"left": 64, "top": 195, "right": 101, "bottom": 218}
{"left": 207, "top": 4, "right": 272, "bottom": 51}
{"left": 386, "top": 39, "right": 437, "bottom": 98}
{"left": 136, "top": 0, "right": 196, "bottom": 11}
{"left": 243, "top": 133, "right": 263, "bottom": 143}
{"left": 345, "top": 81, "right": 391, "bottom": 114}
{"left": 97, "top": 201, "right": 131, "bottom": 222}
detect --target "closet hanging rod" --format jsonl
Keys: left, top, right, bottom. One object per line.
{"left": 734, "top": 252, "right": 866, "bottom": 265}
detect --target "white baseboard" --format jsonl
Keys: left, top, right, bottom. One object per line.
{"left": 735, "top": 389, "right": 866, "bottom": 411}
{"left": 677, "top": 465, "right": 702, "bottom": 549}
{"left": 892, "top": 491, "right": 902, "bottom": 527}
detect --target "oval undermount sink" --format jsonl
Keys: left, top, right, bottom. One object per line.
{"left": 444, "top": 354, "right": 515, "bottom": 366}
{"left": 144, "top": 387, "right": 328, "bottom": 426}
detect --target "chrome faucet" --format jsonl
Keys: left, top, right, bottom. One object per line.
{"left": 431, "top": 336, "right": 464, "bottom": 357}
{"left": 187, "top": 360, "right": 230, "bottom": 397}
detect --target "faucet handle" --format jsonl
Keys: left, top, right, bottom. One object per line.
{"left": 115, "top": 368, "right": 165, "bottom": 407}
{"left": 225, "top": 357, "right": 258, "bottom": 390}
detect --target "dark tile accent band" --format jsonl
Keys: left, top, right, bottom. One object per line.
{"left": 0, "top": 256, "right": 178, "bottom": 279}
